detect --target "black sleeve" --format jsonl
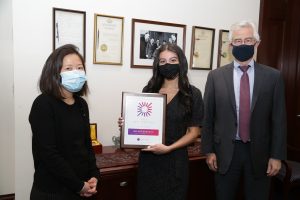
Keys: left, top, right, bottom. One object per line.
{"left": 201, "top": 71, "right": 216, "bottom": 154}
{"left": 79, "top": 98, "right": 101, "bottom": 180}
{"left": 187, "top": 86, "right": 204, "bottom": 127}
{"left": 29, "top": 96, "right": 84, "bottom": 192}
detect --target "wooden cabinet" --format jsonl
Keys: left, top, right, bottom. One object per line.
{"left": 94, "top": 143, "right": 215, "bottom": 200}
{"left": 94, "top": 166, "right": 137, "bottom": 200}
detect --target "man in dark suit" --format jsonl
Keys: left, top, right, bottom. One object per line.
{"left": 201, "top": 20, "right": 286, "bottom": 200}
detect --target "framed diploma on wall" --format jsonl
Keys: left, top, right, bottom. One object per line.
{"left": 190, "top": 26, "right": 215, "bottom": 70}
{"left": 131, "top": 18, "right": 186, "bottom": 68}
{"left": 93, "top": 14, "right": 124, "bottom": 65}
{"left": 217, "top": 29, "right": 234, "bottom": 67}
{"left": 53, "top": 8, "right": 86, "bottom": 59}
{"left": 121, "top": 92, "right": 166, "bottom": 148}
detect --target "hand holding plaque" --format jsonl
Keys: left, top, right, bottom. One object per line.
{"left": 90, "top": 123, "right": 102, "bottom": 153}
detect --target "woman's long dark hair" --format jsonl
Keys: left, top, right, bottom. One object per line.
{"left": 144, "top": 43, "right": 193, "bottom": 115}
{"left": 39, "top": 44, "right": 88, "bottom": 99}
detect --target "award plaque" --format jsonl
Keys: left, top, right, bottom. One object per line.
{"left": 121, "top": 92, "right": 166, "bottom": 148}
{"left": 90, "top": 123, "right": 102, "bottom": 153}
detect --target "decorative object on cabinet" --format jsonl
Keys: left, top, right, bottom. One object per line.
{"left": 131, "top": 18, "right": 186, "bottom": 68}
{"left": 90, "top": 123, "right": 102, "bottom": 153}
{"left": 93, "top": 14, "right": 124, "bottom": 65}
{"left": 53, "top": 8, "right": 86, "bottom": 59}
{"left": 217, "top": 29, "right": 233, "bottom": 67}
{"left": 190, "top": 26, "right": 215, "bottom": 70}
{"left": 112, "top": 135, "right": 120, "bottom": 148}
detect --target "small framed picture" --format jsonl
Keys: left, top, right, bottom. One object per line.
{"left": 93, "top": 14, "right": 124, "bottom": 65}
{"left": 131, "top": 18, "right": 186, "bottom": 68}
{"left": 53, "top": 8, "right": 86, "bottom": 59}
{"left": 217, "top": 29, "right": 234, "bottom": 67}
{"left": 121, "top": 92, "right": 166, "bottom": 148}
{"left": 190, "top": 26, "right": 215, "bottom": 70}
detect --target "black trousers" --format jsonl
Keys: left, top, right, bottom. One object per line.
{"left": 30, "top": 186, "right": 97, "bottom": 200}
{"left": 214, "top": 141, "right": 271, "bottom": 200}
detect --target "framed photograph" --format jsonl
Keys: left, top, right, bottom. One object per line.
{"left": 190, "top": 26, "right": 215, "bottom": 70}
{"left": 131, "top": 18, "right": 186, "bottom": 68}
{"left": 217, "top": 29, "right": 234, "bottom": 67}
{"left": 121, "top": 92, "right": 166, "bottom": 148}
{"left": 93, "top": 14, "right": 124, "bottom": 65}
{"left": 53, "top": 8, "right": 86, "bottom": 59}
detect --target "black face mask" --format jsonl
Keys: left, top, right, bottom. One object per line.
{"left": 158, "top": 63, "right": 180, "bottom": 80}
{"left": 232, "top": 44, "right": 255, "bottom": 62}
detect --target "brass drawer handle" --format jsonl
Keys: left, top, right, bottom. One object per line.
{"left": 120, "top": 181, "right": 128, "bottom": 187}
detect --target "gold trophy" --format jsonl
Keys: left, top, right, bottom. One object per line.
{"left": 90, "top": 123, "right": 102, "bottom": 153}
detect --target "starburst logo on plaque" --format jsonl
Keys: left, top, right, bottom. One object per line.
{"left": 137, "top": 102, "right": 152, "bottom": 117}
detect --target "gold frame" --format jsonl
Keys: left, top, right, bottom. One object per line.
{"left": 93, "top": 14, "right": 124, "bottom": 65}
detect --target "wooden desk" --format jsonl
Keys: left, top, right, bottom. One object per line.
{"left": 94, "top": 142, "right": 215, "bottom": 200}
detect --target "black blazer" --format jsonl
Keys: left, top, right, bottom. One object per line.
{"left": 201, "top": 62, "right": 287, "bottom": 178}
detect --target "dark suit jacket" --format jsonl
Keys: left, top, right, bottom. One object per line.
{"left": 201, "top": 62, "right": 287, "bottom": 178}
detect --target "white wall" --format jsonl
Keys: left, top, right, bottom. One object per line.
{"left": 8, "top": 0, "right": 260, "bottom": 198}
{"left": 0, "top": 0, "right": 15, "bottom": 195}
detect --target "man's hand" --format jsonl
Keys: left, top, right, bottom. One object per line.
{"left": 206, "top": 153, "right": 218, "bottom": 172}
{"left": 267, "top": 158, "right": 281, "bottom": 176}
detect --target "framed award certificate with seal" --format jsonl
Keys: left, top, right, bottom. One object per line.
{"left": 93, "top": 14, "right": 124, "bottom": 65}
{"left": 121, "top": 92, "right": 166, "bottom": 148}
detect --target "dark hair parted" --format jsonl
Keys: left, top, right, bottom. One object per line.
{"left": 39, "top": 44, "right": 88, "bottom": 99}
{"left": 144, "top": 43, "right": 193, "bottom": 115}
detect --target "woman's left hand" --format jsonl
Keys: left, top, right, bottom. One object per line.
{"left": 142, "top": 144, "right": 172, "bottom": 155}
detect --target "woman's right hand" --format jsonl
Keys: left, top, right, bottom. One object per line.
{"left": 118, "top": 117, "right": 124, "bottom": 128}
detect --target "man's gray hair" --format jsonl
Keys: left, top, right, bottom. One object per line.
{"left": 228, "top": 20, "right": 260, "bottom": 42}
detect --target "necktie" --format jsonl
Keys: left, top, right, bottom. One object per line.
{"left": 239, "top": 65, "right": 250, "bottom": 143}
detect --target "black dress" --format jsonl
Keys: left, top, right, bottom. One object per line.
{"left": 137, "top": 85, "right": 204, "bottom": 200}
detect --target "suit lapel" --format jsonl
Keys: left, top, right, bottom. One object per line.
{"left": 222, "top": 64, "right": 237, "bottom": 117}
{"left": 251, "top": 62, "right": 264, "bottom": 112}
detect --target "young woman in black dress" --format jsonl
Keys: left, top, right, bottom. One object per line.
{"left": 120, "top": 43, "right": 204, "bottom": 200}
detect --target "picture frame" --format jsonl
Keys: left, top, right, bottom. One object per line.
{"left": 217, "top": 29, "right": 234, "bottom": 67}
{"left": 121, "top": 92, "right": 166, "bottom": 148}
{"left": 53, "top": 8, "right": 86, "bottom": 59}
{"left": 131, "top": 18, "right": 186, "bottom": 68}
{"left": 190, "top": 26, "right": 215, "bottom": 70}
{"left": 93, "top": 14, "right": 124, "bottom": 65}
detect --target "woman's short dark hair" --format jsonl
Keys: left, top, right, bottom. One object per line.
{"left": 39, "top": 44, "right": 88, "bottom": 99}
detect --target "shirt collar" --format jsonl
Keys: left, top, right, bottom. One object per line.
{"left": 233, "top": 59, "right": 255, "bottom": 71}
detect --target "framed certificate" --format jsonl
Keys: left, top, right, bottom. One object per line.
{"left": 121, "top": 92, "right": 166, "bottom": 148}
{"left": 93, "top": 14, "right": 124, "bottom": 65}
{"left": 217, "top": 29, "right": 234, "bottom": 67}
{"left": 53, "top": 8, "right": 86, "bottom": 59}
{"left": 190, "top": 26, "right": 215, "bottom": 70}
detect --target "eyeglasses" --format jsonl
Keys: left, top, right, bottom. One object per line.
{"left": 158, "top": 57, "right": 179, "bottom": 66}
{"left": 232, "top": 37, "right": 256, "bottom": 46}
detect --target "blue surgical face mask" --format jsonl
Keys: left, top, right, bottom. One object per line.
{"left": 60, "top": 70, "right": 87, "bottom": 93}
